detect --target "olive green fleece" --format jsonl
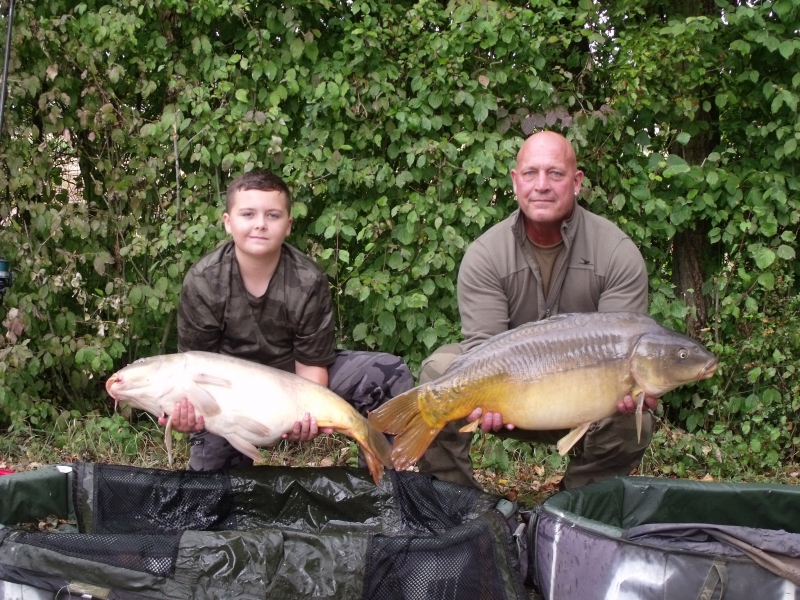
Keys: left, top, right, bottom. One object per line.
{"left": 457, "top": 203, "right": 648, "bottom": 351}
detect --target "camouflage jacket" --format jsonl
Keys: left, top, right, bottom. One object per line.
{"left": 177, "top": 240, "right": 336, "bottom": 372}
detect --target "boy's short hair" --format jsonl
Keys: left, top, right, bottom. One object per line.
{"left": 226, "top": 170, "right": 292, "bottom": 213}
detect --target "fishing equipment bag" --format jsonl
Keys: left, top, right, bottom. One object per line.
{"left": 530, "top": 476, "right": 800, "bottom": 599}
{"left": 0, "top": 462, "right": 529, "bottom": 599}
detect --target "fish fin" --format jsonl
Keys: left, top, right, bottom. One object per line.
{"left": 193, "top": 374, "right": 233, "bottom": 389}
{"left": 632, "top": 389, "right": 645, "bottom": 443}
{"left": 186, "top": 383, "right": 223, "bottom": 417}
{"left": 234, "top": 417, "right": 273, "bottom": 438}
{"left": 459, "top": 420, "right": 480, "bottom": 434}
{"left": 368, "top": 387, "right": 425, "bottom": 435}
{"left": 556, "top": 422, "right": 592, "bottom": 456}
{"left": 225, "top": 433, "right": 264, "bottom": 464}
{"left": 390, "top": 415, "right": 441, "bottom": 472}
{"left": 358, "top": 425, "right": 394, "bottom": 485}
{"left": 164, "top": 413, "right": 174, "bottom": 469}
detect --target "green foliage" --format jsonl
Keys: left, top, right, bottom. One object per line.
{"left": 0, "top": 0, "right": 798, "bottom": 476}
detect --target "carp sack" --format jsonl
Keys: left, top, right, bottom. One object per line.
{"left": 369, "top": 312, "right": 718, "bottom": 472}
{"left": 105, "top": 351, "right": 393, "bottom": 485}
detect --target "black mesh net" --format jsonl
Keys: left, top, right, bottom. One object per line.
{"left": 14, "top": 531, "right": 180, "bottom": 578}
{"left": 88, "top": 463, "right": 237, "bottom": 533}
{"left": 364, "top": 516, "right": 517, "bottom": 600}
{"left": 393, "top": 470, "right": 491, "bottom": 533}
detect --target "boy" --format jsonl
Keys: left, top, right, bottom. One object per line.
{"left": 162, "top": 170, "right": 413, "bottom": 471}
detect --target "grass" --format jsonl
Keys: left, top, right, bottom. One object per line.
{"left": 2, "top": 413, "right": 799, "bottom": 510}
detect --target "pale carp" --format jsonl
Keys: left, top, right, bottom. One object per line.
{"left": 369, "top": 312, "right": 718, "bottom": 471}
{"left": 105, "top": 351, "right": 393, "bottom": 485}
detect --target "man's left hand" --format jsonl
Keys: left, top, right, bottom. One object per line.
{"left": 616, "top": 394, "right": 658, "bottom": 415}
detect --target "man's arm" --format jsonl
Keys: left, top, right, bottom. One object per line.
{"left": 597, "top": 237, "right": 649, "bottom": 314}
{"left": 457, "top": 240, "right": 510, "bottom": 350}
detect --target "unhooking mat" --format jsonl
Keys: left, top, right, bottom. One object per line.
{"left": 531, "top": 476, "right": 800, "bottom": 599}
{"left": 0, "top": 462, "right": 528, "bottom": 600}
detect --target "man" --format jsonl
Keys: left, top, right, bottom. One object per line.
{"left": 162, "top": 170, "right": 413, "bottom": 471}
{"left": 417, "top": 131, "right": 656, "bottom": 489}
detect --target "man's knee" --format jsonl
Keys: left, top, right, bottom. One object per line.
{"left": 419, "top": 343, "right": 463, "bottom": 384}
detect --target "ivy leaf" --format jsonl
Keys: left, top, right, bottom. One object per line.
{"left": 751, "top": 247, "right": 776, "bottom": 269}
{"left": 420, "top": 328, "right": 438, "bottom": 349}
{"left": 377, "top": 311, "right": 396, "bottom": 335}
{"left": 352, "top": 323, "right": 368, "bottom": 342}
{"left": 779, "top": 40, "right": 794, "bottom": 59}
{"left": 290, "top": 37, "right": 304, "bottom": 60}
{"left": 473, "top": 102, "right": 489, "bottom": 123}
{"left": 757, "top": 272, "right": 775, "bottom": 290}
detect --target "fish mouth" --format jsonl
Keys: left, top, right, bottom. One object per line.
{"left": 698, "top": 360, "right": 718, "bottom": 380}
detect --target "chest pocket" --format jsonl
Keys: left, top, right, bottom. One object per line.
{"left": 558, "top": 262, "right": 601, "bottom": 313}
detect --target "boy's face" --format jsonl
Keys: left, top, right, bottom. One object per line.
{"left": 223, "top": 189, "right": 292, "bottom": 259}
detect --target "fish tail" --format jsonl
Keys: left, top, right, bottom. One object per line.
{"left": 367, "top": 386, "right": 428, "bottom": 435}
{"left": 390, "top": 415, "right": 441, "bottom": 472}
{"left": 368, "top": 385, "right": 445, "bottom": 471}
{"left": 357, "top": 424, "right": 394, "bottom": 486}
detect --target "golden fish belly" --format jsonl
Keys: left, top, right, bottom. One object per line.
{"left": 448, "top": 363, "right": 631, "bottom": 431}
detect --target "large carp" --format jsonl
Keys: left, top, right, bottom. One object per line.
{"left": 369, "top": 312, "right": 718, "bottom": 471}
{"left": 105, "top": 352, "right": 393, "bottom": 485}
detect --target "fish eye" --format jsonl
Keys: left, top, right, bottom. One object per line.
{"left": 679, "top": 349, "right": 688, "bottom": 359}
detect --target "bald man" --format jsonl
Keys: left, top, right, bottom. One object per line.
{"left": 418, "top": 131, "right": 655, "bottom": 490}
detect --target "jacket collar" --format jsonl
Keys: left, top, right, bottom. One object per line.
{"left": 510, "top": 201, "right": 582, "bottom": 248}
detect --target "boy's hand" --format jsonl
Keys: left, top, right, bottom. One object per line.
{"left": 283, "top": 412, "right": 334, "bottom": 442}
{"left": 158, "top": 397, "right": 205, "bottom": 433}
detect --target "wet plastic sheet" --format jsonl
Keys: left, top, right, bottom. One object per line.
{"left": 532, "top": 476, "right": 800, "bottom": 599}
{"left": 0, "top": 463, "right": 527, "bottom": 600}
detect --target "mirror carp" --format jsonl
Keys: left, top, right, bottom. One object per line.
{"left": 368, "top": 312, "right": 718, "bottom": 472}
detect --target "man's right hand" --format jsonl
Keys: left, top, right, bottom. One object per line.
{"left": 158, "top": 397, "right": 205, "bottom": 433}
{"left": 467, "top": 408, "right": 515, "bottom": 433}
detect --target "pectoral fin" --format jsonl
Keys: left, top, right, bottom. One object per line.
{"left": 193, "top": 374, "right": 233, "bottom": 388}
{"left": 556, "top": 422, "right": 592, "bottom": 456}
{"left": 459, "top": 420, "right": 480, "bottom": 434}
{"left": 186, "top": 383, "right": 223, "bottom": 417}
{"left": 225, "top": 433, "right": 264, "bottom": 464}
{"left": 632, "top": 388, "right": 645, "bottom": 444}
{"left": 164, "top": 413, "right": 174, "bottom": 468}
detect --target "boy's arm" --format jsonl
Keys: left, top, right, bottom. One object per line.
{"left": 177, "top": 271, "right": 223, "bottom": 353}
{"left": 281, "top": 361, "right": 334, "bottom": 441}
{"left": 294, "top": 361, "right": 329, "bottom": 387}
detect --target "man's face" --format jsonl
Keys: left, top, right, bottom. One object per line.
{"left": 223, "top": 189, "right": 292, "bottom": 259}
{"left": 510, "top": 134, "right": 584, "bottom": 227}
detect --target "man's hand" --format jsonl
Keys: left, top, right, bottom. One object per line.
{"left": 467, "top": 408, "right": 516, "bottom": 433}
{"left": 616, "top": 393, "right": 659, "bottom": 415}
{"left": 282, "top": 412, "right": 335, "bottom": 442}
{"left": 158, "top": 397, "right": 205, "bottom": 433}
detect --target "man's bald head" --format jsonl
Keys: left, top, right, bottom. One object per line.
{"left": 516, "top": 131, "right": 578, "bottom": 173}
{"left": 510, "top": 130, "right": 584, "bottom": 246}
